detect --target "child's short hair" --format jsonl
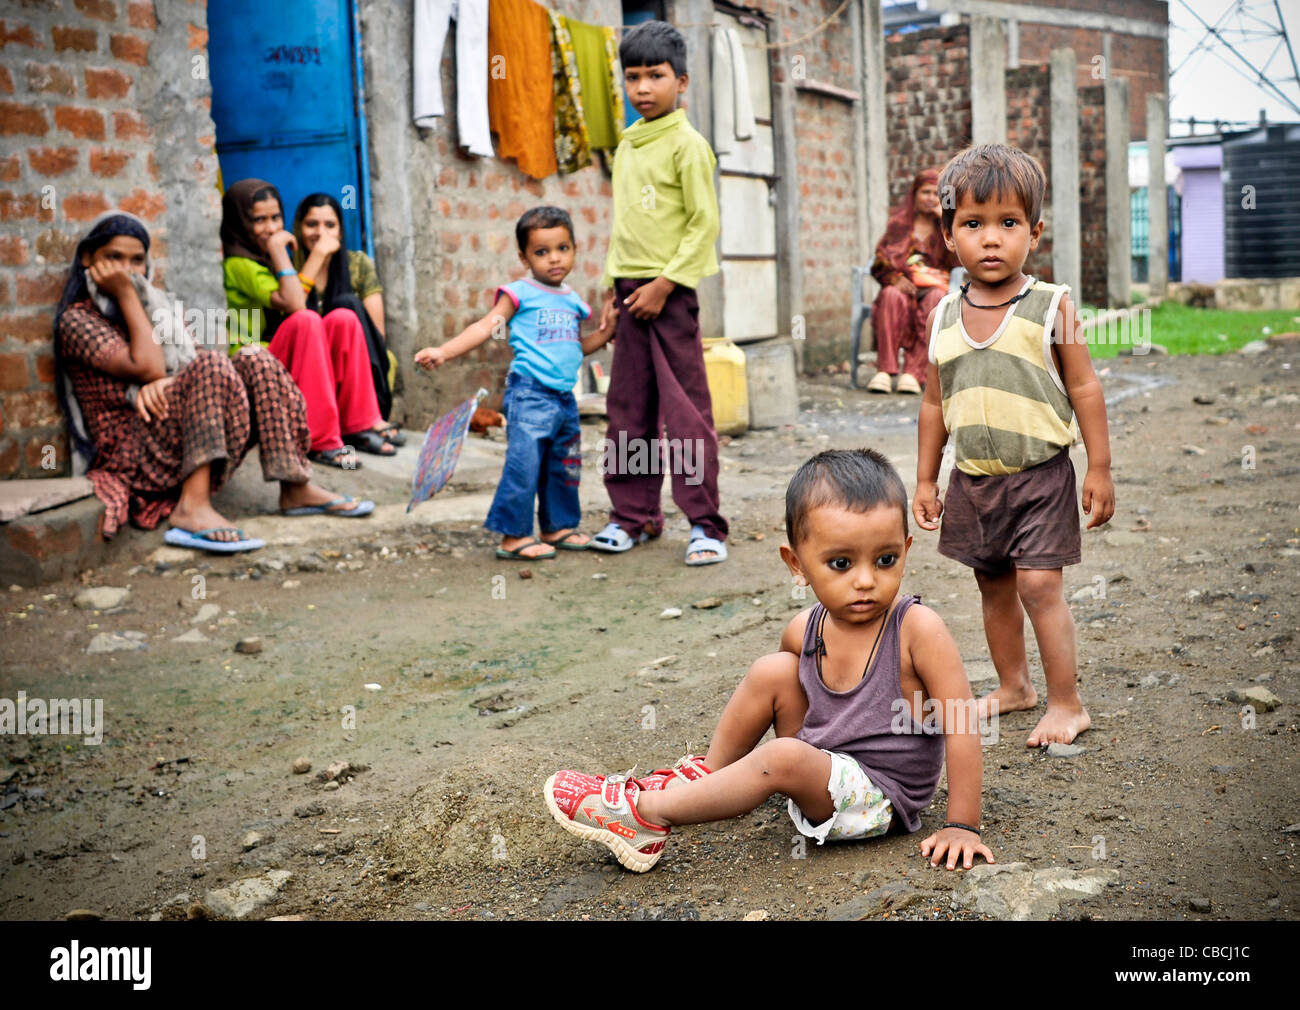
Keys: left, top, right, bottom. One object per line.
{"left": 938, "top": 143, "right": 1046, "bottom": 234}
{"left": 785, "top": 448, "right": 909, "bottom": 546}
{"left": 515, "top": 206, "right": 575, "bottom": 253}
{"left": 620, "top": 20, "right": 687, "bottom": 76}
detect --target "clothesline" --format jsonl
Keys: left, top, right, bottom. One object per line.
{"left": 592, "top": 0, "right": 852, "bottom": 51}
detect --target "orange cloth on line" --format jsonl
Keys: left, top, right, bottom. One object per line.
{"left": 487, "top": 0, "right": 556, "bottom": 179}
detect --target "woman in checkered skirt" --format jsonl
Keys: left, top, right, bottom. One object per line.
{"left": 53, "top": 212, "right": 373, "bottom": 551}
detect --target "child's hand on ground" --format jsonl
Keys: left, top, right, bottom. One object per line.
{"left": 414, "top": 346, "right": 446, "bottom": 370}
{"left": 913, "top": 479, "right": 943, "bottom": 531}
{"left": 920, "top": 827, "right": 994, "bottom": 870}
{"left": 623, "top": 277, "right": 674, "bottom": 320}
{"left": 1081, "top": 466, "right": 1115, "bottom": 529}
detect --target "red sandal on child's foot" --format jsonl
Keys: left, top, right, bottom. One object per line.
{"left": 543, "top": 770, "right": 669, "bottom": 872}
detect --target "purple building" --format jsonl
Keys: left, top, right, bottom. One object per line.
{"left": 1171, "top": 139, "right": 1224, "bottom": 284}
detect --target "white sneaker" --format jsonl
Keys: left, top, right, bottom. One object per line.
{"left": 896, "top": 373, "right": 922, "bottom": 395}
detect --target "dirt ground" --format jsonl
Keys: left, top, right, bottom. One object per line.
{"left": 1, "top": 346, "right": 1297, "bottom": 921}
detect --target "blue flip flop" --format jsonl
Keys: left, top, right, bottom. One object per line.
{"left": 281, "top": 497, "right": 375, "bottom": 518}
{"left": 164, "top": 526, "right": 265, "bottom": 554}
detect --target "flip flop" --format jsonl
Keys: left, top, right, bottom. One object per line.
{"left": 164, "top": 526, "right": 265, "bottom": 554}
{"left": 281, "top": 497, "right": 375, "bottom": 518}
{"left": 375, "top": 424, "right": 407, "bottom": 446}
{"left": 685, "top": 524, "right": 727, "bottom": 566}
{"left": 495, "top": 538, "right": 556, "bottom": 561}
{"left": 541, "top": 531, "right": 591, "bottom": 551}
{"left": 342, "top": 430, "right": 397, "bottom": 456}
{"left": 589, "top": 523, "right": 654, "bottom": 553}
{"left": 308, "top": 447, "right": 362, "bottom": 470}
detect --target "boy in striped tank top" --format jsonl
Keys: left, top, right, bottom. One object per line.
{"left": 914, "top": 144, "right": 1115, "bottom": 748}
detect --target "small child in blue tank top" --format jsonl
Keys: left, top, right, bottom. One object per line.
{"left": 415, "top": 207, "right": 613, "bottom": 561}
{"left": 543, "top": 449, "right": 993, "bottom": 873}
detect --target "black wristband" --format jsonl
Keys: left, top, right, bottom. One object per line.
{"left": 943, "top": 821, "right": 980, "bottom": 835}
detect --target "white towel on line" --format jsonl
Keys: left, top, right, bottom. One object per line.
{"left": 711, "top": 26, "right": 755, "bottom": 156}
{"left": 412, "top": 0, "right": 493, "bottom": 157}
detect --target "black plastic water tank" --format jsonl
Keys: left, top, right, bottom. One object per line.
{"left": 1222, "top": 123, "right": 1300, "bottom": 278}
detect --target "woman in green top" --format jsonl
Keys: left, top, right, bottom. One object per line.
{"left": 292, "top": 193, "right": 400, "bottom": 441}
{"left": 220, "top": 178, "right": 396, "bottom": 466}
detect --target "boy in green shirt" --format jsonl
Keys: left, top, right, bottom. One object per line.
{"left": 590, "top": 20, "right": 728, "bottom": 566}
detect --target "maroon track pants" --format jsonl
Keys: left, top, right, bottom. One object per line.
{"left": 603, "top": 279, "right": 727, "bottom": 542}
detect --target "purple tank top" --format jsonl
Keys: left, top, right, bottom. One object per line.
{"left": 794, "top": 595, "right": 945, "bottom": 832}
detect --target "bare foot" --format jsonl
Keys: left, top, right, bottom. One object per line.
{"left": 541, "top": 528, "right": 590, "bottom": 547}
{"left": 1026, "top": 703, "right": 1091, "bottom": 748}
{"left": 279, "top": 481, "right": 361, "bottom": 513}
{"left": 976, "top": 682, "right": 1038, "bottom": 722}
{"left": 500, "top": 535, "right": 554, "bottom": 559}
{"left": 169, "top": 501, "right": 242, "bottom": 542}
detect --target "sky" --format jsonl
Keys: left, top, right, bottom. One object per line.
{"left": 1168, "top": 0, "right": 1300, "bottom": 132}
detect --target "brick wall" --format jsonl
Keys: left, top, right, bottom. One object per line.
{"left": 1005, "top": 63, "right": 1053, "bottom": 282}
{"left": 1078, "top": 84, "right": 1108, "bottom": 306}
{"left": 0, "top": 0, "right": 220, "bottom": 479}
{"left": 885, "top": 25, "right": 972, "bottom": 209}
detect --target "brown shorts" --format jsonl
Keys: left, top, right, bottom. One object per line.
{"left": 937, "top": 448, "right": 1081, "bottom": 574}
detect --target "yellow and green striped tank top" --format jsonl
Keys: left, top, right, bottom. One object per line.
{"left": 928, "top": 278, "right": 1075, "bottom": 477}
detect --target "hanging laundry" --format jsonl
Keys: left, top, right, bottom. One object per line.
{"left": 487, "top": 0, "right": 556, "bottom": 180}
{"left": 413, "top": 0, "right": 494, "bottom": 157}
{"left": 565, "top": 17, "right": 624, "bottom": 151}
{"left": 711, "top": 26, "right": 755, "bottom": 157}
{"left": 548, "top": 11, "right": 592, "bottom": 175}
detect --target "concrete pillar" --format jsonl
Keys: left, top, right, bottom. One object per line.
{"left": 1006, "top": 18, "right": 1019, "bottom": 70}
{"left": 1049, "top": 48, "right": 1081, "bottom": 299}
{"left": 861, "top": 0, "right": 889, "bottom": 307}
{"left": 969, "top": 16, "right": 1007, "bottom": 145}
{"left": 771, "top": 6, "right": 803, "bottom": 354}
{"left": 683, "top": 0, "right": 724, "bottom": 338}
{"left": 1146, "top": 93, "right": 1168, "bottom": 297}
{"left": 1104, "top": 75, "right": 1131, "bottom": 306}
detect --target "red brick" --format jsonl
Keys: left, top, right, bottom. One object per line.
{"left": 74, "top": 0, "right": 119, "bottom": 22}
{"left": 26, "top": 61, "right": 75, "bottom": 96}
{"left": 109, "top": 32, "right": 148, "bottom": 65}
{"left": 16, "top": 271, "right": 64, "bottom": 306}
{"left": 0, "top": 65, "right": 14, "bottom": 94}
{"left": 62, "top": 191, "right": 110, "bottom": 221}
{"left": 1, "top": 21, "right": 42, "bottom": 49}
{"left": 0, "top": 154, "right": 19, "bottom": 182}
{"left": 0, "top": 190, "right": 42, "bottom": 221}
{"left": 52, "top": 26, "right": 98, "bottom": 52}
{"left": 0, "top": 236, "right": 28, "bottom": 266}
{"left": 53, "top": 105, "right": 105, "bottom": 140}
{"left": 3, "top": 390, "right": 60, "bottom": 428}
{"left": 127, "top": 2, "right": 156, "bottom": 30}
{"left": 33, "top": 229, "right": 77, "bottom": 262}
{"left": 119, "top": 187, "right": 164, "bottom": 220}
{"left": 89, "top": 146, "right": 130, "bottom": 176}
{"left": 0, "top": 102, "right": 50, "bottom": 137}
{"left": 84, "top": 66, "right": 131, "bottom": 99}
{"left": 0, "top": 279, "right": 8, "bottom": 308}
{"left": 0, "top": 439, "right": 18, "bottom": 477}
{"left": 187, "top": 23, "right": 206, "bottom": 49}
{"left": 33, "top": 352, "right": 55, "bottom": 384}
{"left": 27, "top": 145, "right": 79, "bottom": 175}
{"left": 0, "top": 313, "right": 53, "bottom": 345}
{"left": 112, "top": 108, "right": 148, "bottom": 140}
{"left": 0, "top": 352, "right": 27, "bottom": 390}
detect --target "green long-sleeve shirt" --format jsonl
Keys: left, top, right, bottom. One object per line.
{"left": 601, "top": 108, "right": 720, "bottom": 290}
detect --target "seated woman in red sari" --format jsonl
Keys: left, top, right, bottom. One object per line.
{"left": 866, "top": 168, "right": 956, "bottom": 395}
{"left": 54, "top": 212, "right": 373, "bottom": 553}
{"left": 221, "top": 178, "right": 396, "bottom": 466}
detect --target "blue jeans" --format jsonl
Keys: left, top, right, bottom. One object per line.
{"left": 485, "top": 371, "right": 583, "bottom": 538}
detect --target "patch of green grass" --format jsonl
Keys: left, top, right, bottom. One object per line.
{"left": 1086, "top": 303, "right": 1299, "bottom": 359}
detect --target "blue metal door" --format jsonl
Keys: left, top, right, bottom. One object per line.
{"left": 207, "top": 0, "right": 372, "bottom": 253}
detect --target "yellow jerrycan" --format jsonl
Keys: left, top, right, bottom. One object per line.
{"left": 701, "top": 337, "right": 749, "bottom": 436}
